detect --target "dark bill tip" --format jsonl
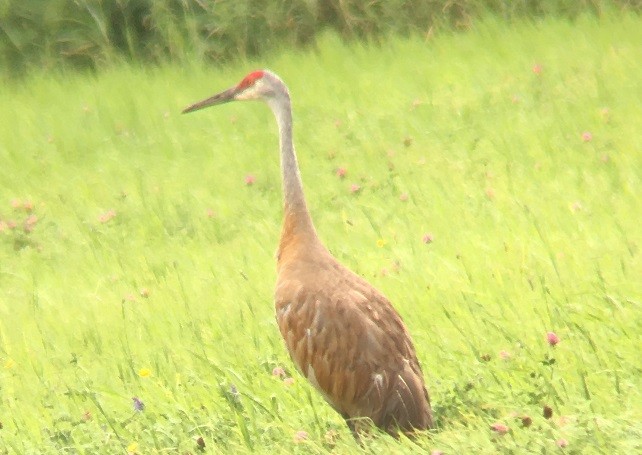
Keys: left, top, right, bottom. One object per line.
{"left": 182, "top": 86, "right": 237, "bottom": 114}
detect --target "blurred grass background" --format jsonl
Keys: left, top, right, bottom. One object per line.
{"left": 1, "top": 0, "right": 641, "bottom": 75}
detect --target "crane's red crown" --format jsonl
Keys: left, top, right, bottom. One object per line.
{"left": 237, "top": 70, "right": 265, "bottom": 90}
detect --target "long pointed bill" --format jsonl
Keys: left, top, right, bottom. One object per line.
{"left": 182, "top": 86, "right": 238, "bottom": 114}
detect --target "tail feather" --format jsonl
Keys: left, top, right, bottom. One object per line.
{"left": 381, "top": 363, "right": 434, "bottom": 435}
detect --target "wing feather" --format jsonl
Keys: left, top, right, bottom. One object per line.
{"left": 275, "top": 254, "right": 433, "bottom": 434}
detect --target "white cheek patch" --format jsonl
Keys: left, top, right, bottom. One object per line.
{"left": 235, "top": 90, "right": 254, "bottom": 100}
{"left": 236, "top": 79, "right": 265, "bottom": 100}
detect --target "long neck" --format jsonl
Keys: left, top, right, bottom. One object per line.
{"left": 267, "top": 94, "right": 320, "bottom": 261}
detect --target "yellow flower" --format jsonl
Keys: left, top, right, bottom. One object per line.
{"left": 376, "top": 239, "right": 386, "bottom": 248}
{"left": 4, "top": 358, "right": 15, "bottom": 369}
{"left": 127, "top": 442, "right": 138, "bottom": 454}
{"left": 138, "top": 368, "right": 151, "bottom": 378}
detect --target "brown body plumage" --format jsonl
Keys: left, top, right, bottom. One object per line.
{"left": 183, "top": 70, "right": 434, "bottom": 437}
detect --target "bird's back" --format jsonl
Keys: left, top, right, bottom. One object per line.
{"left": 274, "top": 235, "right": 434, "bottom": 436}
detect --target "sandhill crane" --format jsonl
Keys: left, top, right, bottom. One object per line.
{"left": 183, "top": 70, "right": 434, "bottom": 437}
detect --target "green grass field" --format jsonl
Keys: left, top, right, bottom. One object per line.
{"left": 1, "top": 12, "right": 641, "bottom": 454}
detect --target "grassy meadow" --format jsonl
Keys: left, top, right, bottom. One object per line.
{"left": 1, "top": 12, "right": 641, "bottom": 454}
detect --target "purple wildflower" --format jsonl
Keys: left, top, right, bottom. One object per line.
{"left": 132, "top": 397, "right": 145, "bottom": 412}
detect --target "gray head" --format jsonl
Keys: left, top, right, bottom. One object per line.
{"left": 182, "top": 70, "right": 289, "bottom": 114}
